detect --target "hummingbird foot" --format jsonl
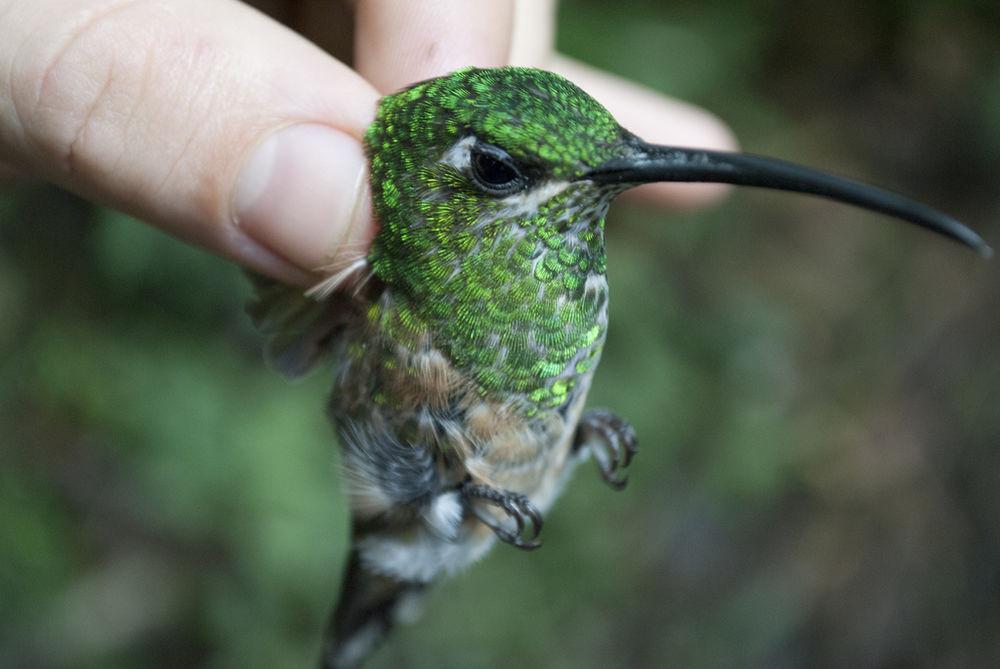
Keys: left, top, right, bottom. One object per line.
{"left": 460, "top": 480, "right": 544, "bottom": 551}
{"left": 573, "top": 409, "right": 638, "bottom": 491}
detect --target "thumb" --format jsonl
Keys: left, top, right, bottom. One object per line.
{"left": 0, "top": 0, "right": 378, "bottom": 285}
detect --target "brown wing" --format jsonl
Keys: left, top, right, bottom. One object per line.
{"left": 245, "top": 272, "right": 358, "bottom": 380}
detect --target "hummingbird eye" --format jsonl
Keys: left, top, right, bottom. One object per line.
{"left": 469, "top": 143, "right": 529, "bottom": 196}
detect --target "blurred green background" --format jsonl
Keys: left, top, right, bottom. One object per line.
{"left": 2, "top": 1, "right": 1000, "bottom": 667}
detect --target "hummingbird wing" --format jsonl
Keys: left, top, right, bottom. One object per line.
{"left": 245, "top": 272, "right": 357, "bottom": 379}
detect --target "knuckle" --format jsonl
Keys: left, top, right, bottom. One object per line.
{"left": 9, "top": 1, "right": 208, "bottom": 187}
{"left": 10, "top": 5, "right": 134, "bottom": 173}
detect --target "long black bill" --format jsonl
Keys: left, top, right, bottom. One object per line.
{"left": 586, "top": 137, "right": 991, "bottom": 257}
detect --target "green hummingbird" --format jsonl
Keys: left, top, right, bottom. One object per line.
{"left": 247, "top": 67, "right": 988, "bottom": 668}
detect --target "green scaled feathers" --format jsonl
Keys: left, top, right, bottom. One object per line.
{"left": 364, "top": 67, "right": 624, "bottom": 410}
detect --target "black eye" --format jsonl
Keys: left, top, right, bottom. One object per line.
{"left": 470, "top": 143, "right": 528, "bottom": 195}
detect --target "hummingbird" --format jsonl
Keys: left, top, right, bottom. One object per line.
{"left": 247, "top": 67, "right": 989, "bottom": 668}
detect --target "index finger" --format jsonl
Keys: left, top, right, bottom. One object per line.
{"left": 354, "top": 0, "right": 515, "bottom": 93}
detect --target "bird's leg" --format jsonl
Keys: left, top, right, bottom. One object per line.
{"left": 460, "top": 479, "right": 543, "bottom": 550}
{"left": 573, "top": 408, "right": 638, "bottom": 490}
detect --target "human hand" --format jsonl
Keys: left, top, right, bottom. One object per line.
{"left": 0, "top": 0, "right": 736, "bottom": 285}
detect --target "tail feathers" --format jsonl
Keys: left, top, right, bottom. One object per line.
{"left": 320, "top": 550, "right": 427, "bottom": 669}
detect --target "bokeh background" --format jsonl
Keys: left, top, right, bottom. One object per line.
{"left": 2, "top": 1, "right": 999, "bottom": 667}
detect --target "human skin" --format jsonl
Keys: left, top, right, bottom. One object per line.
{"left": 0, "top": 0, "right": 736, "bottom": 286}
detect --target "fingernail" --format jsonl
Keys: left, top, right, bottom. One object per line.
{"left": 234, "top": 124, "right": 374, "bottom": 275}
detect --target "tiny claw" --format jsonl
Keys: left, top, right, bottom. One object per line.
{"left": 523, "top": 504, "right": 544, "bottom": 537}
{"left": 621, "top": 431, "right": 637, "bottom": 468}
{"left": 461, "top": 482, "right": 544, "bottom": 551}
{"left": 600, "top": 469, "right": 628, "bottom": 491}
{"left": 574, "top": 409, "right": 638, "bottom": 491}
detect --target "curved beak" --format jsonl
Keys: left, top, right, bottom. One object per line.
{"left": 585, "top": 136, "right": 991, "bottom": 257}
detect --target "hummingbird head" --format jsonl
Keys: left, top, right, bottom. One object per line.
{"left": 361, "top": 67, "right": 988, "bottom": 404}
{"left": 366, "top": 67, "right": 988, "bottom": 285}
{"left": 365, "top": 67, "right": 632, "bottom": 287}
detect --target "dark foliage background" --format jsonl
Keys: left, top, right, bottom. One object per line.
{"left": 2, "top": 1, "right": 999, "bottom": 667}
